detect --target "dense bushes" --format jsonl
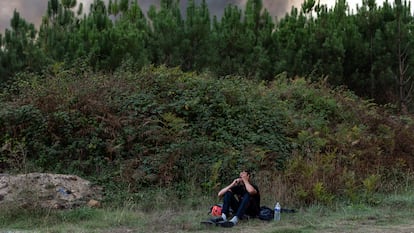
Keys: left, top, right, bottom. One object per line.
{"left": 1, "top": 66, "right": 413, "bottom": 205}
{"left": 268, "top": 79, "right": 414, "bottom": 205}
{"left": 0, "top": 66, "right": 291, "bottom": 188}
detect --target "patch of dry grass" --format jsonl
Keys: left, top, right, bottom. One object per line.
{"left": 2, "top": 190, "right": 414, "bottom": 233}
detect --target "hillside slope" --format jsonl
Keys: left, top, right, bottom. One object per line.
{"left": 1, "top": 66, "right": 413, "bottom": 205}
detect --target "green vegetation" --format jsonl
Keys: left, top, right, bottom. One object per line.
{"left": 1, "top": 66, "right": 413, "bottom": 206}
{"left": 1, "top": 0, "right": 414, "bottom": 111}
{"left": 1, "top": 189, "right": 414, "bottom": 232}
{"left": 1, "top": 0, "right": 414, "bottom": 232}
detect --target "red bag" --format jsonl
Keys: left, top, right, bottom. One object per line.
{"left": 210, "top": 204, "right": 222, "bottom": 216}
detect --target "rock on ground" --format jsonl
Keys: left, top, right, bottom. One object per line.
{"left": 0, "top": 173, "right": 102, "bottom": 209}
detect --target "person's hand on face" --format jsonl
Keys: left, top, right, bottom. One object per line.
{"left": 240, "top": 171, "right": 249, "bottom": 183}
{"left": 232, "top": 177, "right": 242, "bottom": 186}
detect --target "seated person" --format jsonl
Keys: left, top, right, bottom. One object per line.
{"left": 217, "top": 170, "right": 260, "bottom": 227}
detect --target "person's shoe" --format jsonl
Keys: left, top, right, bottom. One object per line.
{"left": 200, "top": 217, "right": 225, "bottom": 226}
{"left": 200, "top": 220, "right": 215, "bottom": 226}
{"left": 210, "top": 217, "right": 224, "bottom": 223}
{"left": 220, "top": 221, "right": 235, "bottom": 228}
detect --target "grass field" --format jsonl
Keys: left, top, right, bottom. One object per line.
{"left": 1, "top": 190, "right": 414, "bottom": 233}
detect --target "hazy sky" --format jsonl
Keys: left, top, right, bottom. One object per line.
{"left": 0, "top": 0, "right": 390, "bottom": 33}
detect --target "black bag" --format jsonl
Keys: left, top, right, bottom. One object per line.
{"left": 258, "top": 206, "right": 274, "bottom": 221}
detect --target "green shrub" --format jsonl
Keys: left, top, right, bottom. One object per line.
{"left": 1, "top": 66, "right": 414, "bottom": 206}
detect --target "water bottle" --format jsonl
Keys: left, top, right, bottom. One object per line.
{"left": 274, "top": 202, "right": 281, "bottom": 221}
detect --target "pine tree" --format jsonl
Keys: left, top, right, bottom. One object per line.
{"left": 110, "top": 0, "right": 150, "bottom": 70}
{"left": 354, "top": 0, "right": 383, "bottom": 99}
{"left": 390, "top": 0, "right": 414, "bottom": 111}
{"left": 210, "top": 4, "right": 246, "bottom": 76}
{"left": 0, "top": 10, "right": 46, "bottom": 83}
{"left": 182, "top": 0, "right": 213, "bottom": 71}
{"left": 39, "top": 0, "right": 80, "bottom": 63}
{"left": 311, "top": 0, "right": 347, "bottom": 84}
{"left": 272, "top": 6, "right": 309, "bottom": 77}
{"left": 243, "top": 0, "right": 274, "bottom": 80}
{"left": 148, "top": 0, "right": 185, "bottom": 67}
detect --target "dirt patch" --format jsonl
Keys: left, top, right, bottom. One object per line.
{"left": 0, "top": 173, "right": 102, "bottom": 209}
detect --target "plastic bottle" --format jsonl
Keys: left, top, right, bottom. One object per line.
{"left": 274, "top": 202, "right": 281, "bottom": 221}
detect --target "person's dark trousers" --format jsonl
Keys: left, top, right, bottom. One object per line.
{"left": 222, "top": 191, "right": 252, "bottom": 219}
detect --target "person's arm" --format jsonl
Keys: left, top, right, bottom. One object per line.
{"left": 240, "top": 172, "right": 257, "bottom": 195}
{"left": 242, "top": 179, "right": 258, "bottom": 195}
{"left": 218, "top": 178, "right": 241, "bottom": 198}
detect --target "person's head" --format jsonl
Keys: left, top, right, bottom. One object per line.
{"left": 239, "top": 170, "right": 252, "bottom": 180}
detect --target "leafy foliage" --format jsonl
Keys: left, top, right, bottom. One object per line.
{"left": 1, "top": 0, "right": 414, "bottom": 110}
{"left": 1, "top": 65, "right": 414, "bottom": 206}
{"left": 0, "top": 65, "right": 290, "bottom": 195}
{"left": 270, "top": 77, "right": 414, "bottom": 205}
